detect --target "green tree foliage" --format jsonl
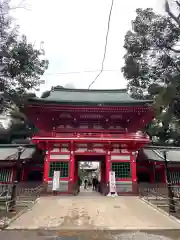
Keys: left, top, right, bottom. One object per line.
{"left": 0, "top": 0, "right": 48, "bottom": 141}
{"left": 0, "top": 0, "right": 49, "bottom": 101}
{"left": 122, "top": 1, "right": 180, "bottom": 144}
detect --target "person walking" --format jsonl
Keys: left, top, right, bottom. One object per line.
{"left": 84, "top": 179, "right": 88, "bottom": 189}
{"left": 92, "top": 177, "right": 96, "bottom": 191}
{"left": 95, "top": 179, "right": 99, "bottom": 192}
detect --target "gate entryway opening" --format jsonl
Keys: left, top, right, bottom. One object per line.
{"left": 74, "top": 154, "right": 106, "bottom": 195}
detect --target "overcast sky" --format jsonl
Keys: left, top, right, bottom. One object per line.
{"left": 12, "top": 0, "right": 165, "bottom": 96}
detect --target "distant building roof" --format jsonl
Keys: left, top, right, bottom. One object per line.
{"left": 80, "top": 166, "right": 97, "bottom": 171}
{"left": 140, "top": 149, "right": 180, "bottom": 162}
{"left": 26, "top": 88, "right": 153, "bottom": 106}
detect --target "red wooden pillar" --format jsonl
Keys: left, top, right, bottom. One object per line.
{"left": 106, "top": 151, "right": 111, "bottom": 183}
{"left": 21, "top": 167, "right": 25, "bottom": 181}
{"left": 75, "top": 160, "right": 78, "bottom": 182}
{"left": 131, "top": 151, "right": 137, "bottom": 194}
{"left": 162, "top": 164, "right": 166, "bottom": 183}
{"left": 43, "top": 152, "right": 49, "bottom": 182}
{"left": 70, "top": 152, "right": 75, "bottom": 182}
{"left": 69, "top": 142, "right": 75, "bottom": 193}
{"left": 100, "top": 162, "right": 104, "bottom": 183}
{"left": 150, "top": 171, "right": 154, "bottom": 183}
{"left": 12, "top": 168, "right": 16, "bottom": 181}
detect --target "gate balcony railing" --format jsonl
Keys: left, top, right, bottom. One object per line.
{"left": 34, "top": 131, "right": 149, "bottom": 140}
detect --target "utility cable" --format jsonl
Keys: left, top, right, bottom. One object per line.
{"left": 88, "top": 0, "right": 115, "bottom": 89}
{"left": 44, "top": 69, "right": 120, "bottom": 76}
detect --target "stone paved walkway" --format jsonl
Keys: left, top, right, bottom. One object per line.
{"left": 2, "top": 230, "right": 180, "bottom": 240}
{"left": 7, "top": 196, "right": 180, "bottom": 230}
{"left": 78, "top": 186, "right": 101, "bottom": 196}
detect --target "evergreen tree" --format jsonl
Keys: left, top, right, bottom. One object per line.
{"left": 0, "top": 0, "right": 48, "bottom": 106}
{"left": 122, "top": 0, "right": 180, "bottom": 144}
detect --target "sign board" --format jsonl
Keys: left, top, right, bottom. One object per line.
{"left": 109, "top": 171, "right": 116, "bottom": 193}
{"left": 52, "top": 171, "right": 60, "bottom": 191}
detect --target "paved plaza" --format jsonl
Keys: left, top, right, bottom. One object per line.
{"left": 6, "top": 189, "right": 180, "bottom": 230}
{"left": 1, "top": 230, "right": 180, "bottom": 240}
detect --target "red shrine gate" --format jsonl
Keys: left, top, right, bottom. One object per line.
{"left": 21, "top": 88, "right": 154, "bottom": 194}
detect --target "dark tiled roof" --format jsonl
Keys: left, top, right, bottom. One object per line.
{"left": 0, "top": 145, "right": 36, "bottom": 161}
{"left": 143, "top": 149, "right": 180, "bottom": 162}
{"left": 166, "top": 150, "right": 180, "bottom": 162}
{"left": 143, "top": 149, "right": 163, "bottom": 161}
{"left": 27, "top": 88, "right": 153, "bottom": 106}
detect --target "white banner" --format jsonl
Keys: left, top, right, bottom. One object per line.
{"left": 52, "top": 171, "right": 60, "bottom": 191}
{"left": 109, "top": 171, "right": 116, "bottom": 193}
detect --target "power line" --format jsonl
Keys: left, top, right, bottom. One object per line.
{"left": 88, "top": 0, "right": 115, "bottom": 89}
{"left": 44, "top": 69, "right": 120, "bottom": 76}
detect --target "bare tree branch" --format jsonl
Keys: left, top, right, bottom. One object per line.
{"left": 177, "top": 1, "right": 180, "bottom": 20}
{"left": 176, "top": 0, "right": 180, "bottom": 8}
{"left": 165, "top": 0, "right": 180, "bottom": 27}
{"left": 9, "top": 0, "right": 30, "bottom": 11}
{"left": 166, "top": 46, "right": 180, "bottom": 53}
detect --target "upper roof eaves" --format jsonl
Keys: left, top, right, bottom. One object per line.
{"left": 26, "top": 88, "right": 153, "bottom": 106}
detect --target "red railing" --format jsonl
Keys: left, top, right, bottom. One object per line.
{"left": 33, "top": 132, "right": 149, "bottom": 140}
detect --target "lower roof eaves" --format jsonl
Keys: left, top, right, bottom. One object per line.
{"left": 141, "top": 148, "right": 180, "bottom": 162}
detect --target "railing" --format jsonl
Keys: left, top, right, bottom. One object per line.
{"left": 34, "top": 132, "right": 149, "bottom": 140}
{"left": 138, "top": 183, "right": 180, "bottom": 219}
{"left": 16, "top": 182, "right": 46, "bottom": 201}
{"left": 0, "top": 182, "right": 45, "bottom": 229}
